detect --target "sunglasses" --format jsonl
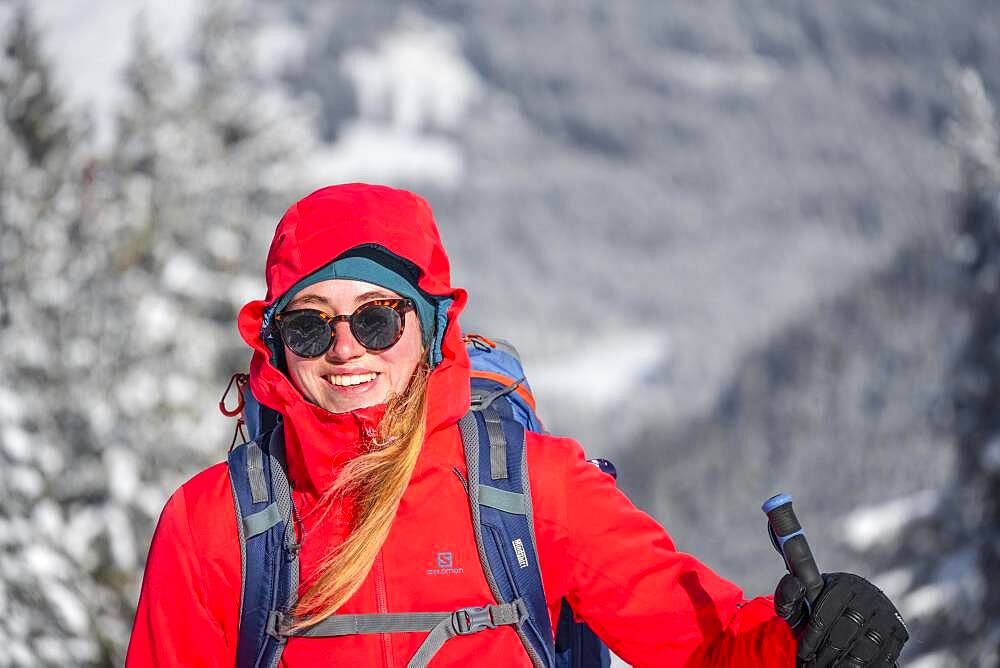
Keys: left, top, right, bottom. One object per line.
{"left": 273, "top": 298, "right": 415, "bottom": 358}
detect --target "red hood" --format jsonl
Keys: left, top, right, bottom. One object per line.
{"left": 237, "top": 183, "right": 470, "bottom": 496}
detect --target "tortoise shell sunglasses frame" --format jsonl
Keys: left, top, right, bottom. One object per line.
{"left": 273, "top": 298, "right": 416, "bottom": 358}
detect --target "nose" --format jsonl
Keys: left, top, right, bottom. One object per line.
{"left": 326, "top": 321, "right": 365, "bottom": 361}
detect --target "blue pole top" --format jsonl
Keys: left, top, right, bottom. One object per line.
{"left": 762, "top": 493, "right": 793, "bottom": 514}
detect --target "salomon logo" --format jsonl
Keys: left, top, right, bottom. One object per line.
{"left": 426, "top": 551, "right": 464, "bottom": 576}
{"left": 512, "top": 538, "right": 529, "bottom": 569}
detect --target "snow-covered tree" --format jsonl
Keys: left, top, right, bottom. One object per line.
{"left": 0, "top": 4, "right": 122, "bottom": 664}
{"left": 948, "top": 69, "right": 1000, "bottom": 663}
{"left": 843, "top": 68, "right": 1000, "bottom": 668}
{"left": 90, "top": 0, "right": 320, "bottom": 627}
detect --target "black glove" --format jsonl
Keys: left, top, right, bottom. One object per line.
{"left": 774, "top": 572, "right": 908, "bottom": 667}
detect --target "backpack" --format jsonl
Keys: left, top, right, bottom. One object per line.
{"left": 221, "top": 335, "right": 613, "bottom": 668}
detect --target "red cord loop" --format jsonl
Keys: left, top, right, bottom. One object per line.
{"left": 219, "top": 373, "right": 249, "bottom": 417}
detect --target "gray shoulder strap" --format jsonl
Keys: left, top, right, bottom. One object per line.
{"left": 458, "top": 413, "right": 506, "bottom": 602}
{"left": 267, "top": 428, "right": 299, "bottom": 668}
{"left": 247, "top": 439, "right": 268, "bottom": 503}
{"left": 228, "top": 426, "right": 300, "bottom": 668}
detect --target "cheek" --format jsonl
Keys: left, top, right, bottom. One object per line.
{"left": 285, "top": 353, "right": 321, "bottom": 398}
{"left": 384, "top": 314, "right": 424, "bottom": 391}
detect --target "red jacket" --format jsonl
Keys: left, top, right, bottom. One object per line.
{"left": 126, "top": 184, "right": 795, "bottom": 667}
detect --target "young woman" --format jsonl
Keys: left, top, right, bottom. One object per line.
{"left": 126, "top": 183, "right": 907, "bottom": 667}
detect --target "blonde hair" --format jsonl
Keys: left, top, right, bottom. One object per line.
{"left": 289, "top": 363, "right": 430, "bottom": 629}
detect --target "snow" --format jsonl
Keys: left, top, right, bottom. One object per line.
{"left": 341, "top": 13, "right": 481, "bottom": 132}
{"left": 135, "top": 294, "right": 179, "bottom": 347}
{"left": 137, "top": 487, "right": 171, "bottom": 520}
{"left": 872, "top": 567, "right": 915, "bottom": 601}
{"left": 527, "top": 331, "right": 670, "bottom": 409}
{"left": 227, "top": 275, "right": 264, "bottom": 309}
{"left": 87, "top": 399, "right": 115, "bottom": 438}
{"left": 24, "top": 543, "right": 69, "bottom": 579}
{"left": 40, "top": 580, "right": 90, "bottom": 635}
{"left": 164, "top": 373, "right": 199, "bottom": 406}
{"left": 664, "top": 53, "right": 778, "bottom": 93}
{"left": 310, "top": 11, "right": 482, "bottom": 189}
{"left": 105, "top": 447, "right": 140, "bottom": 502}
{"left": 8, "top": 466, "right": 44, "bottom": 499}
{"left": 2, "top": 425, "right": 32, "bottom": 461}
{"left": 64, "top": 508, "right": 103, "bottom": 564}
{"left": 304, "top": 121, "right": 465, "bottom": 189}
{"left": 841, "top": 489, "right": 941, "bottom": 551}
{"left": 253, "top": 19, "right": 305, "bottom": 78}
{"left": 66, "top": 336, "right": 97, "bottom": 369}
{"left": 161, "top": 253, "right": 207, "bottom": 297}
{"left": 907, "top": 652, "right": 963, "bottom": 668}
{"left": 205, "top": 226, "right": 243, "bottom": 264}
{"left": 29, "top": 0, "right": 200, "bottom": 148}
{"left": 35, "top": 443, "right": 65, "bottom": 478}
{"left": 13, "top": 323, "right": 56, "bottom": 368}
{"left": 981, "top": 435, "right": 1000, "bottom": 472}
{"left": 949, "top": 67, "right": 1000, "bottom": 184}
{"left": 900, "top": 547, "right": 983, "bottom": 620}
{"left": 0, "top": 517, "right": 18, "bottom": 548}
{"left": 105, "top": 506, "right": 137, "bottom": 570}
{"left": 115, "top": 370, "right": 160, "bottom": 415}
{"left": 0, "top": 386, "right": 26, "bottom": 422}
{"left": 7, "top": 642, "right": 35, "bottom": 668}
{"left": 31, "top": 502, "right": 65, "bottom": 545}
{"left": 902, "top": 581, "right": 959, "bottom": 619}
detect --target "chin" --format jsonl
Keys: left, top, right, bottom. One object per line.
{"left": 320, "top": 397, "right": 379, "bottom": 414}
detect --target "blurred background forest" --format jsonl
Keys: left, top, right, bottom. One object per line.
{"left": 2, "top": 0, "right": 1000, "bottom": 665}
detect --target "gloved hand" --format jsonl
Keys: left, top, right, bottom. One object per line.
{"left": 775, "top": 572, "right": 908, "bottom": 667}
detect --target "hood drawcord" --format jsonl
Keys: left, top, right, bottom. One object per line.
{"left": 354, "top": 411, "right": 380, "bottom": 451}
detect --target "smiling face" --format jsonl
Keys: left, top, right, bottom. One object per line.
{"left": 280, "top": 279, "right": 424, "bottom": 414}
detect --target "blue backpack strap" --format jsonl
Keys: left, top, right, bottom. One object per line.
{"left": 227, "top": 424, "right": 301, "bottom": 668}
{"left": 459, "top": 409, "right": 556, "bottom": 668}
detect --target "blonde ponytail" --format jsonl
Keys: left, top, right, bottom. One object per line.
{"left": 288, "top": 364, "right": 430, "bottom": 629}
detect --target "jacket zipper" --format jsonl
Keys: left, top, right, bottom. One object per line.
{"left": 374, "top": 550, "right": 395, "bottom": 667}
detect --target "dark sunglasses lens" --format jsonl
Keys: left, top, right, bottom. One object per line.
{"left": 279, "top": 312, "right": 332, "bottom": 357}
{"left": 351, "top": 304, "right": 403, "bottom": 350}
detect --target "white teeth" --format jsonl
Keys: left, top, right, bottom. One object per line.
{"left": 328, "top": 373, "right": 377, "bottom": 387}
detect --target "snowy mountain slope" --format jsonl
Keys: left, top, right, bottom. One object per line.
{"left": 617, "top": 233, "right": 961, "bottom": 595}
{"left": 427, "top": 0, "right": 968, "bottom": 419}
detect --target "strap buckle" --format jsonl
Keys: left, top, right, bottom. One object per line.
{"left": 451, "top": 605, "right": 499, "bottom": 635}
{"left": 450, "top": 601, "right": 528, "bottom": 636}
{"left": 266, "top": 610, "right": 284, "bottom": 639}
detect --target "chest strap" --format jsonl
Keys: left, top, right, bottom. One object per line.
{"left": 268, "top": 599, "right": 529, "bottom": 668}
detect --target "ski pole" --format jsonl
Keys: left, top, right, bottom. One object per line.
{"left": 764, "top": 494, "right": 901, "bottom": 667}
{"left": 762, "top": 493, "right": 824, "bottom": 606}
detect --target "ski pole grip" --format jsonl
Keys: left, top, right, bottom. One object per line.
{"left": 762, "top": 494, "right": 824, "bottom": 606}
